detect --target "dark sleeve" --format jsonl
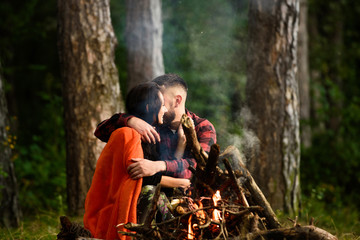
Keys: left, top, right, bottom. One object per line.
{"left": 94, "top": 113, "right": 133, "bottom": 142}
{"left": 142, "top": 172, "right": 162, "bottom": 186}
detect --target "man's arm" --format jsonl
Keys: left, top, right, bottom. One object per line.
{"left": 94, "top": 113, "right": 131, "bottom": 142}
{"left": 164, "top": 121, "right": 216, "bottom": 178}
{"left": 94, "top": 113, "right": 160, "bottom": 143}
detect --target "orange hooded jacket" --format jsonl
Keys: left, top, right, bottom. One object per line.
{"left": 84, "top": 127, "right": 143, "bottom": 240}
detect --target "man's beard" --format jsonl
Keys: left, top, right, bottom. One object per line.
{"left": 163, "top": 110, "right": 176, "bottom": 126}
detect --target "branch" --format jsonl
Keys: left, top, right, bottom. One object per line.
{"left": 181, "top": 114, "right": 207, "bottom": 167}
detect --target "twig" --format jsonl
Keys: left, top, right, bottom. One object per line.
{"left": 222, "top": 158, "right": 248, "bottom": 206}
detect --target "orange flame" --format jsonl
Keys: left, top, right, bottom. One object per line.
{"left": 212, "top": 190, "right": 222, "bottom": 222}
{"left": 188, "top": 214, "right": 194, "bottom": 239}
{"left": 195, "top": 201, "right": 206, "bottom": 225}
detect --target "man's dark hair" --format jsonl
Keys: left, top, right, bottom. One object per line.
{"left": 126, "top": 82, "right": 162, "bottom": 125}
{"left": 152, "top": 73, "right": 188, "bottom": 92}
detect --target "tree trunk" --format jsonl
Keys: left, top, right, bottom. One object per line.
{"left": 125, "top": 0, "right": 164, "bottom": 91}
{"left": 297, "top": 0, "right": 311, "bottom": 148}
{"left": 246, "top": 0, "right": 301, "bottom": 215}
{"left": 57, "top": 0, "right": 123, "bottom": 215}
{"left": 0, "top": 66, "right": 22, "bottom": 227}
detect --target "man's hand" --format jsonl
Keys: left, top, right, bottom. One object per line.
{"left": 127, "top": 158, "right": 166, "bottom": 179}
{"left": 128, "top": 117, "right": 160, "bottom": 144}
{"left": 177, "top": 124, "right": 186, "bottom": 145}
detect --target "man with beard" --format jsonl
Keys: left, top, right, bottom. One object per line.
{"left": 94, "top": 74, "right": 216, "bottom": 180}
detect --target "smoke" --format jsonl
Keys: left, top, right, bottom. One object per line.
{"left": 218, "top": 106, "right": 260, "bottom": 169}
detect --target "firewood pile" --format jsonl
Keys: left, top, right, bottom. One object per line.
{"left": 115, "top": 114, "right": 338, "bottom": 240}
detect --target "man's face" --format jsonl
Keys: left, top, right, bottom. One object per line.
{"left": 161, "top": 87, "right": 176, "bottom": 125}
{"left": 157, "top": 91, "right": 168, "bottom": 125}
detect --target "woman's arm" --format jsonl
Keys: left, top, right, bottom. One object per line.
{"left": 160, "top": 176, "right": 190, "bottom": 189}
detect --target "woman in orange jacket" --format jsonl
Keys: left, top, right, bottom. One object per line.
{"left": 83, "top": 82, "right": 190, "bottom": 240}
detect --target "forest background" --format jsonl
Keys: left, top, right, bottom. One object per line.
{"left": 0, "top": 0, "right": 359, "bottom": 239}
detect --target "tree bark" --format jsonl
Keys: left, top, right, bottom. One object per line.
{"left": 297, "top": 0, "right": 311, "bottom": 148}
{"left": 125, "top": 0, "right": 164, "bottom": 91}
{"left": 0, "top": 66, "right": 22, "bottom": 227}
{"left": 57, "top": 0, "right": 123, "bottom": 215}
{"left": 246, "top": 0, "right": 301, "bottom": 215}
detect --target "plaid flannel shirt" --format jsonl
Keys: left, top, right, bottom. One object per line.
{"left": 94, "top": 110, "right": 216, "bottom": 178}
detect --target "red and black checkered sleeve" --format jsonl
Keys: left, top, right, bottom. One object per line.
{"left": 94, "top": 113, "right": 133, "bottom": 142}
{"left": 196, "top": 120, "right": 217, "bottom": 154}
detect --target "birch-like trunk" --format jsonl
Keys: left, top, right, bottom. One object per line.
{"left": 57, "top": 0, "right": 123, "bottom": 215}
{"left": 0, "top": 67, "right": 22, "bottom": 227}
{"left": 125, "top": 0, "right": 164, "bottom": 91}
{"left": 246, "top": 0, "right": 301, "bottom": 215}
{"left": 297, "top": 0, "right": 311, "bottom": 148}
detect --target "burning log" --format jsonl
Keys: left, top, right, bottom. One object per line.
{"left": 204, "top": 144, "right": 220, "bottom": 186}
{"left": 190, "top": 144, "right": 226, "bottom": 198}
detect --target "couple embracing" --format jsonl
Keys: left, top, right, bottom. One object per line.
{"left": 83, "top": 74, "right": 216, "bottom": 239}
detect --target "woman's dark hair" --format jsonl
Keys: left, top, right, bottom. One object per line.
{"left": 126, "top": 82, "right": 161, "bottom": 161}
{"left": 126, "top": 82, "right": 162, "bottom": 125}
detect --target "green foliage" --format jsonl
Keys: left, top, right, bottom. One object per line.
{"left": 302, "top": 0, "right": 360, "bottom": 213}
{"left": 299, "top": 191, "right": 360, "bottom": 239}
{"left": 0, "top": 0, "right": 66, "bottom": 213}
{"left": 110, "top": 0, "right": 128, "bottom": 96}
{"left": 0, "top": 211, "right": 72, "bottom": 240}
{"left": 275, "top": 194, "right": 360, "bottom": 239}
{"left": 14, "top": 92, "right": 66, "bottom": 212}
